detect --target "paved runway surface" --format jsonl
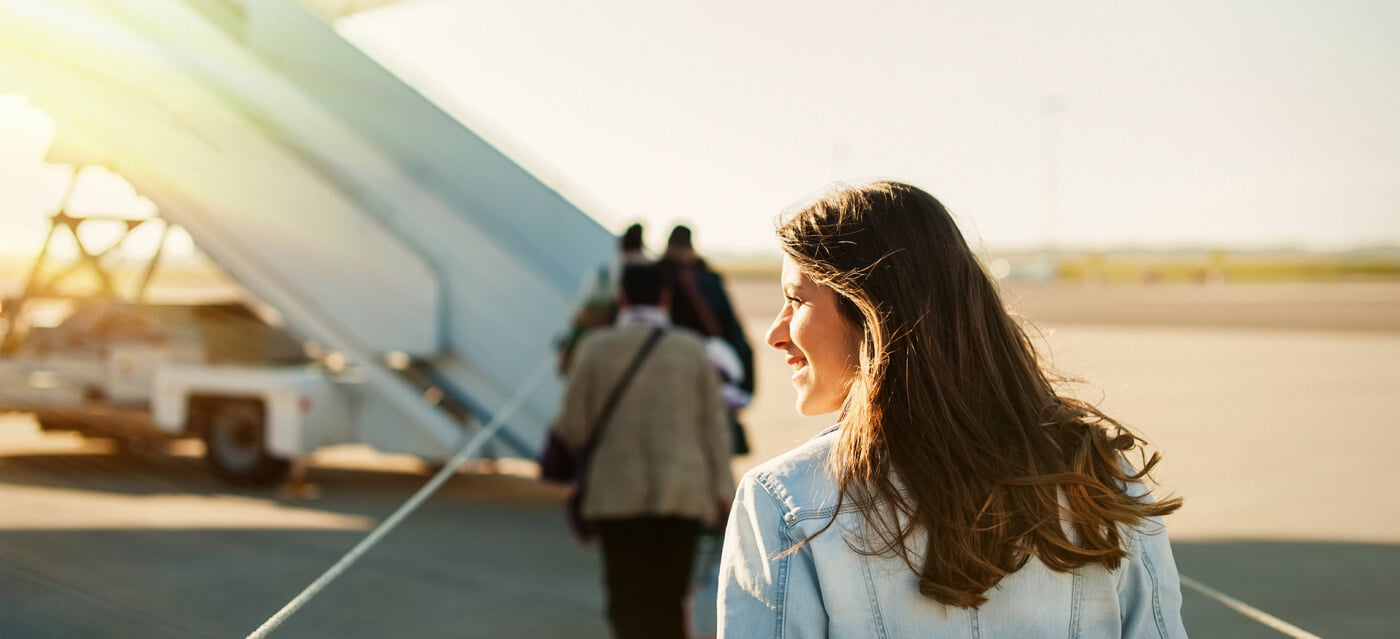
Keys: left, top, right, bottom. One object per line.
{"left": 2, "top": 279, "right": 1397, "bottom": 637}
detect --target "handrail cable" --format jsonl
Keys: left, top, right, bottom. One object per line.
{"left": 245, "top": 358, "right": 554, "bottom": 639}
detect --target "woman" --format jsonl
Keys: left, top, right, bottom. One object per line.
{"left": 718, "top": 181, "right": 1186, "bottom": 637}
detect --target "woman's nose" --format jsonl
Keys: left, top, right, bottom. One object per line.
{"left": 765, "top": 308, "right": 790, "bottom": 351}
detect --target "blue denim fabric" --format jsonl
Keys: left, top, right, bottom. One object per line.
{"left": 717, "top": 429, "right": 1188, "bottom": 638}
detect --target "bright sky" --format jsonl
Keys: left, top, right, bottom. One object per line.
{"left": 338, "top": 0, "right": 1400, "bottom": 256}
{"left": 0, "top": 94, "right": 186, "bottom": 260}
{"left": 1, "top": 2, "right": 1395, "bottom": 259}
{"left": 0, "top": 94, "right": 197, "bottom": 262}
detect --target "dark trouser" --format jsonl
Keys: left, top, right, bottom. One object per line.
{"left": 597, "top": 516, "right": 702, "bottom": 639}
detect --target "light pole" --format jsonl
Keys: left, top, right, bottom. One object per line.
{"left": 1039, "top": 94, "right": 1065, "bottom": 254}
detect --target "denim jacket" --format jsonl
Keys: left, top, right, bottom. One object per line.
{"left": 718, "top": 428, "right": 1187, "bottom": 638}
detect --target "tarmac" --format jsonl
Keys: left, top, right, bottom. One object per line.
{"left": 1, "top": 279, "right": 1397, "bottom": 638}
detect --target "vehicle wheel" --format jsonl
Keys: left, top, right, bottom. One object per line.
{"left": 35, "top": 413, "right": 81, "bottom": 433}
{"left": 201, "top": 399, "right": 289, "bottom": 486}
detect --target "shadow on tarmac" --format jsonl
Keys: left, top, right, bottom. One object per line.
{"left": 0, "top": 440, "right": 567, "bottom": 504}
{"left": 0, "top": 446, "right": 609, "bottom": 639}
{"left": 2, "top": 447, "right": 1397, "bottom": 638}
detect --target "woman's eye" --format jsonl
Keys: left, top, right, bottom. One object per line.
{"left": 785, "top": 296, "right": 803, "bottom": 307}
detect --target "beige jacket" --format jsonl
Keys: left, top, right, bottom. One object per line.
{"left": 555, "top": 325, "right": 734, "bottom": 526}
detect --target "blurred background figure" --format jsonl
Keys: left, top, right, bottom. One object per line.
{"left": 618, "top": 223, "right": 647, "bottom": 265}
{"left": 558, "top": 222, "right": 650, "bottom": 374}
{"left": 552, "top": 263, "right": 734, "bottom": 639}
{"left": 658, "top": 225, "right": 756, "bottom": 445}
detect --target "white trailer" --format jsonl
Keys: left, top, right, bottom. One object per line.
{"left": 0, "top": 0, "right": 616, "bottom": 483}
{"left": 0, "top": 210, "right": 425, "bottom": 484}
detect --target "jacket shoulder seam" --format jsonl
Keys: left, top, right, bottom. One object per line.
{"left": 752, "top": 469, "right": 860, "bottom": 530}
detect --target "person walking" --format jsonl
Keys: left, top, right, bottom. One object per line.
{"left": 557, "top": 223, "right": 650, "bottom": 374}
{"left": 553, "top": 262, "right": 734, "bottom": 639}
{"left": 659, "top": 225, "right": 756, "bottom": 410}
{"left": 718, "top": 181, "right": 1186, "bottom": 637}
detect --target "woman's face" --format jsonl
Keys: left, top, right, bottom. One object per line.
{"left": 766, "top": 255, "right": 861, "bottom": 416}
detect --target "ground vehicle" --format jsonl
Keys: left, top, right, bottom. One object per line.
{"left": 0, "top": 212, "right": 372, "bottom": 484}
{"left": 0, "top": 296, "right": 310, "bottom": 483}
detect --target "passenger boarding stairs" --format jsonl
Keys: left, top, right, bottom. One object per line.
{"left": 0, "top": 0, "right": 616, "bottom": 461}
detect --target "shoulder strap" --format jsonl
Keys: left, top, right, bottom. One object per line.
{"left": 581, "top": 326, "right": 665, "bottom": 459}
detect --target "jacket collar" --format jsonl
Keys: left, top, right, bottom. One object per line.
{"left": 615, "top": 305, "right": 671, "bottom": 329}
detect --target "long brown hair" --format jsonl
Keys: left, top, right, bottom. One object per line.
{"left": 778, "top": 181, "right": 1181, "bottom": 608}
